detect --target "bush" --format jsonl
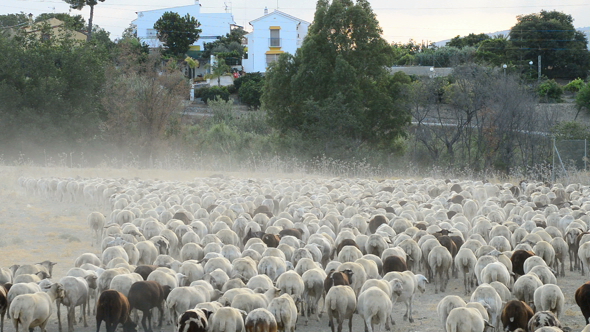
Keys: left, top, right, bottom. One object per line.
{"left": 233, "top": 72, "right": 264, "bottom": 91}
{"left": 196, "top": 86, "right": 230, "bottom": 104}
{"left": 239, "top": 80, "right": 264, "bottom": 109}
{"left": 565, "top": 78, "right": 585, "bottom": 93}
{"left": 576, "top": 83, "right": 590, "bottom": 114}
{"left": 537, "top": 79, "right": 563, "bottom": 102}
{"left": 227, "top": 84, "right": 237, "bottom": 94}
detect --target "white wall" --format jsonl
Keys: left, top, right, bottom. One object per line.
{"left": 243, "top": 11, "right": 309, "bottom": 73}
{"left": 133, "top": 4, "right": 234, "bottom": 51}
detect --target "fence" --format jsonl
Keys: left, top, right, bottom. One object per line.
{"left": 552, "top": 138, "right": 587, "bottom": 181}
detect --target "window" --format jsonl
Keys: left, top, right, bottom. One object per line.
{"left": 269, "top": 28, "right": 280, "bottom": 47}
{"left": 146, "top": 29, "right": 157, "bottom": 39}
{"left": 266, "top": 54, "right": 280, "bottom": 66}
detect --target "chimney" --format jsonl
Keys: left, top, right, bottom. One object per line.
{"left": 28, "top": 13, "right": 33, "bottom": 27}
{"left": 264, "top": 7, "right": 268, "bottom": 15}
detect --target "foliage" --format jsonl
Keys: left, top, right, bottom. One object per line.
{"left": 447, "top": 33, "right": 491, "bottom": 48}
{"left": 414, "top": 46, "right": 477, "bottom": 67}
{"left": 35, "top": 13, "right": 86, "bottom": 31}
{"left": 196, "top": 86, "right": 230, "bottom": 104}
{"left": 63, "top": 0, "right": 105, "bottom": 41}
{"left": 263, "top": 0, "right": 409, "bottom": 150}
{"left": 565, "top": 78, "right": 585, "bottom": 92}
{"left": 233, "top": 72, "right": 264, "bottom": 91}
{"left": 102, "top": 48, "right": 189, "bottom": 160}
{"left": 0, "top": 29, "right": 109, "bottom": 150}
{"left": 537, "top": 79, "right": 564, "bottom": 102}
{"left": 205, "top": 56, "right": 231, "bottom": 86}
{"left": 209, "top": 97, "right": 235, "bottom": 124}
{"left": 153, "top": 12, "right": 201, "bottom": 57}
{"left": 576, "top": 83, "right": 590, "bottom": 116}
{"left": 509, "top": 10, "right": 590, "bottom": 79}
{"left": 475, "top": 37, "right": 509, "bottom": 66}
{"left": 551, "top": 121, "right": 590, "bottom": 140}
{"left": 0, "top": 12, "right": 29, "bottom": 28}
{"left": 202, "top": 27, "right": 247, "bottom": 59}
{"left": 239, "top": 80, "right": 264, "bottom": 109}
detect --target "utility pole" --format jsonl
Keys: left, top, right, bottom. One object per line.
{"left": 538, "top": 55, "right": 541, "bottom": 81}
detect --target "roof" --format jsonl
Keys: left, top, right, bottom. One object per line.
{"left": 249, "top": 10, "right": 310, "bottom": 25}
{"left": 136, "top": 4, "right": 200, "bottom": 15}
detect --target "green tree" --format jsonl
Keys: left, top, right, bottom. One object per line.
{"left": 63, "top": 0, "right": 105, "bottom": 41}
{"left": 0, "top": 12, "right": 29, "bottom": 28}
{"left": 475, "top": 36, "right": 509, "bottom": 66}
{"left": 153, "top": 12, "right": 201, "bottom": 57}
{"left": 509, "top": 10, "right": 590, "bottom": 79}
{"left": 205, "top": 55, "right": 230, "bottom": 86}
{"left": 576, "top": 83, "right": 590, "bottom": 119}
{"left": 263, "top": 0, "right": 410, "bottom": 148}
{"left": 239, "top": 80, "right": 264, "bottom": 109}
{"left": 35, "top": 13, "right": 86, "bottom": 31}
{"left": 447, "top": 33, "right": 490, "bottom": 48}
{"left": 203, "top": 27, "right": 247, "bottom": 59}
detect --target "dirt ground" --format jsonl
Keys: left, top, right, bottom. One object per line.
{"left": 0, "top": 166, "right": 589, "bottom": 332}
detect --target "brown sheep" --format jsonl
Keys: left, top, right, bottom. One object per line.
{"left": 383, "top": 256, "right": 407, "bottom": 274}
{"left": 510, "top": 250, "right": 535, "bottom": 277}
{"left": 279, "top": 228, "right": 302, "bottom": 240}
{"left": 324, "top": 269, "right": 353, "bottom": 296}
{"left": 576, "top": 282, "right": 590, "bottom": 324}
{"left": 96, "top": 290, "right": 136, "bottom": 332}
{"left": 262, "top": 234, "right": 281, "bottom": 248}
{"left": 128, "top": 281, "right": 171, "bottom": 332}
{"left": 368, "top": 215, "right": 387, "bottom": 234}
{"left": 133, "top": 265, "right": 158, "bottom": 281}
{"left": 501, "top": 300, "right": 534, "bottom": 331}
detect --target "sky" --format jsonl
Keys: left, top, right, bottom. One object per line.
{"left": 1, "top": 0, "right": 589, "bottom": 43}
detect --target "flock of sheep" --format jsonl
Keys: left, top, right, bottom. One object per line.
{"left": 2, "top": 175, "right": 590, "bottom": 332}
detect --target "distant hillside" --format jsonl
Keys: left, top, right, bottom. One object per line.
{"left": 435, "top": 27, "right": 590, "bottom": 49}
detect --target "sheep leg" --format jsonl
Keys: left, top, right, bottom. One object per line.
{"left": 57, "top": 301, "right": 63, "bottom": 332}
{"left": 68, "top": 306, "right": 74, "bottom": 332}
{"left": 82, "top": 302, "right": 88, "bottom": 327}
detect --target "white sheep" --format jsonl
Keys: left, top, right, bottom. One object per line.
{"left": 74, "top": 253, "right": 102, "bottom": 268}
{"left": 533, "top": 284, "right": 564, "bottom": 318}
{"left": 300, "top": 268, "right": 326, "bottom": 325}
{"left": 480, "top": 262, "right": 511, "bottom": 288}
{"left": 57, "top": 276, "right": 93, "bottom": 332}
{"left": 383, "top": 270, "right": 428, "bottom": 323}
{"left": 549, "top": 236, "right": 567, "bottom": 277}
{"left": 244, "top": 308, "right": 277, "bottom": 332}
{"left": 454, "top": 248, "right": 477, "bottom": 295}
{"left": 579, "top": 241, "right": 590, "bottom": 277}
{"left": 445, "top": 307, "right": 488, "bottom": 332}
{"left": 337, "top": 262, "right": 367, "bottom": 298}
{"left": 247, "top": 274, "right": 274, "bottom": 292}
{"left": 135, "top": 240, "right": 159, "bottom": 265}
{"left": 9, "top": 283, "right": 64, "bottom": 332}
{"left": 513, "top": 273, "right": 543, "bottom": 309}
{"left": 204, "top": 256, "right": 233, "bottom": 276}
{"left": 208, "top": 307, "right": 246, "bottom": 332}
{"left": 87, "top": 212, "right": 106, "bottom": 247}
{"left": 533, "top": 241, "right": 556, "bottom": 268}
{"left": 231, "top": 288, "right": 280, "bottom": 313}
{"left": 108, "top": 273, "right": 143, "bottom": 297}
{"left": 276, "top": 271, "right": 305, "bottom": 308}
{"left": 166, "top": 286, "right": 209, "bottom": 326}
{"left": 323, "top": 285, "right": 356, "bottom": 332}
{"left": 230, "top": 257, "right": 258, "bottom": 282}
{"left": 437, "top": 295, "right": 466, "bottom": 332}
{"left": 357, "top": 286, "right": 393, "bottom": 332}
{"left": 257, "top": 256, "right": 287, "bottom": 282}
{"left": 179, "top": 243, "right": 204, "bottom": 261}
{"left": 529, "top": 265, "right": 557, "bottom": 285}
{"left": 204, "top": 268, "right": 230, "bottom": 291}
{"left": 470, "top": 283, "right": 502, "bottom": 330}
{"left": 428, "top": 245, "right": 453, "bottom": 294}
{"left": 267, "top": 294, "right": 298, "bottom": 332}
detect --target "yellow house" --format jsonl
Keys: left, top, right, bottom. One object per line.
{"left": 23, "top": 18, "right": 87, "bottom": 41}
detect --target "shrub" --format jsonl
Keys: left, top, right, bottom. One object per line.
{"left": 227, "top": 84, "right": 237, "bottom": 94}
{"left": 565, "top": 78, "right": 585, "bottom": 93}
{"left": 196, "top": 86, "right": 230, "bottom": 104}
{"left": 233, "top": 72, "right": 264, "bottom": 91}
{"left": 239, "top": 80, "right": 264, "bottom": 109}
{"left": 537, "top": 79, "right": 563, "bottom": 102}
{"left": 576, "top": 83, "right": 590, "bottom": 114}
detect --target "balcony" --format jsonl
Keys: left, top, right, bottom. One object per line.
{"left": 269, "top": 38, "right": 281, "bottom": 47}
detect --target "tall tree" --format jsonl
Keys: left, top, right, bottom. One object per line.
{"left": 509, "top": 10, "right": 590, "bottom": 79}
{"left": 153, "top": 12, "right": 201, "bottom": 57}
{"left": 35, "top": 13, "right": 86, "bottom": 31}
{"left": 0, "top": 12, "right": 29, "bottom": 28}
{"left": 447, "top": 33, "right": 490, "bottom": 48}
{"left": 205, "top": 55, "right": 231, "bottom": 86}
{"left": 263, "top": 0, "right": 410, "bottom": 149}
{"left": 63, "top": 0, "right": 105, "bottom": 41}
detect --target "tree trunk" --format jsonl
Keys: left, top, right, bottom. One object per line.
{"left": 87, "top": 4, "right": 94, "bottom": 41}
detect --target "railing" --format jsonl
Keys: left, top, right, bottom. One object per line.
{"left": 269, "top": 38, "right": 281, "bottom": 47}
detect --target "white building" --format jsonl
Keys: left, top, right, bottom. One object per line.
{"left": 132, "top": 1, "right": 235, "bottom": 54}
{"left": 242, "top": 9, "right": 310, "bottom": 73}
